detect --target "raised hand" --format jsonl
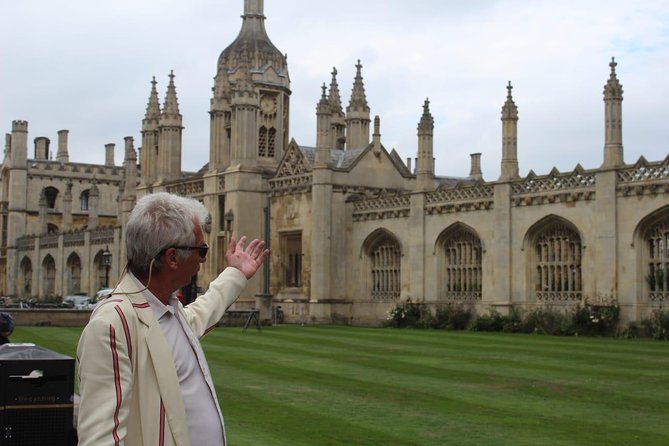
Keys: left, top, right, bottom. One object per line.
{"left": 225, "top": 236, "right": 270, "bottom": 279}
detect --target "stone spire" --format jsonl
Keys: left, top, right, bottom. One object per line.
{"left": 157, "top": 71, "right": 183, "bottom": 180}
{"left": 499, "top": 81, "right": 519, "bottom": 180}
{"left": 328, "top": 68, "right": 344, "bottom": 115}
{"left": 416, "top": 98, "right": 434, "bottom": 190}
{"left": 161, "top": 70, "right": 181, "bottom": 121}
{"left": 602, "top": 57, "right": 624, "bottom": 168}
{"left": 144, "top": 76, "right": 161, "bottom": 122}
{"left": 345, "top": 60, "right": 371, "bottom": 149}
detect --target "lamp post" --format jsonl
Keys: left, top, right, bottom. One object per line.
{"left": 102, "top": 245, "right": 112, "bottom": 288}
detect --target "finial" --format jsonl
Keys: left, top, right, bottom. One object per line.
{"left": 332, "top": 67, "right": 338, "bottom": 77}
{"left": 423, "top": 98, "right": 430, "bottom": 113}
{"left": 356, "top": 59, "right": 362, "bottom": 71}
{"left": 506, "top": 81, "right": 513, "bottom": 98}
{"left": 321, "top": 83, "right": 327, "bottom": 98}
{"left": 169, "top": 70, "right": 175, "bottom": 81}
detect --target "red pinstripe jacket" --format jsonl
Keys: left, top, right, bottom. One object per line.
{"left": 76, "top": 267, "right": 247, "bottom": 446}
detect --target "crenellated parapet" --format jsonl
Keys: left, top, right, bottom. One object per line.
{"left": 11, "top": 120, "right": 28, "bottom": 132}
{"left": 352, "top": 194, "right": 410, "bottom": 222}
{"left": 511, "top": 166, "right": 597, "bottom": 206}
{"left": 27, "top": 159, "right": 125, "bottom": 179}
{"left": 425, "top": 183, "right": 494, "bottom": 215}
{"left": 617, "top": 156, "right": 669, "bottom": 197}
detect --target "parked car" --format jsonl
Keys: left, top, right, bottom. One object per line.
{"left": 62, "top": 295, "right": 93, "bottom": 309}
{"left": 95, "top": 288, "right": 114, "bottom": 301}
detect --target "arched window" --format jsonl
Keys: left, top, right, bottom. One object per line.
{"left": 439, "top": 226, "right": 482, "bottom": 301}
{"left": 80, "top": 190, "right": 90, "bottom": 210}
{"left": 365, "top": 230, "right": 401, "bottom": 300}
{"left": 268, "top": 127, "right": 276, "bottom": 157}
{"left": 534, "top": 222, "right": 582, "bottom": 301}
{"left": 47, "top": 223, "right": 59, "bottom": 234}
{"left": 66, "top": 253, "right": 82, "bottom": 295}
{"left": 42, "top": 255, "right": 56, "bottom": 298}
{"left": 19, "top": 257, "right": 33, "bottom": 297}
{"left": 44, "top": 186, "right": 59, "bottom": 209}
{"left": 645, "top": 217, "right": 669, "bottom": 302}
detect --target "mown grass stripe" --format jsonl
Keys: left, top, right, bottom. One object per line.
{"left": 11, "top": 325, "right": 669, "bottom": 445}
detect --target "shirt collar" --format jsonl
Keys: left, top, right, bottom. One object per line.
{"left": 128, "top": 272, "right": 179, "bottom": 320}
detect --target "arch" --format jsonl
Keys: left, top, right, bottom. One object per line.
{"left": 47, "top": 223, "right": 59, "bottom": 234}
{"left": 66, "top": 252, "right": 82, "bottom": 295}
{"left": 361, "top": 228, "right": 402, "bottom": 301}
{"left": 44, "top": 186, "right": 59, "bottom": 209}
{"left": 633, "top": 205, "right": 669, "bottom": 303}
{"left": 435, "top": 222, "right": 483, "bottom": 302}
{"left": 93, "top": 249, "right": 110, "bottom": 291}
{"left": 524, "top": 215, "right": 583, "bottom": 303}
{"left": 19, "top": 256, "right": 33, "bottom": 297}
{"left": 41, "top": 254, "right": 56, "bottom": 299}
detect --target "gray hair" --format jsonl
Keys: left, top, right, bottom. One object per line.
{"left": 126, "top": 192, "right": 209, "bottom": 277}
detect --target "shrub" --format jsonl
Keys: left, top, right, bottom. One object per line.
{"left": 520, "top": 306, "right": 573, "bottom": 336}
{"left": 571, "top": 296, "right": 620, "bottom": 336}
{"left": 384, "top": 299, "right": 432, "bottom": 328}
{"left": 431, "top": 302, "right": 474, "bottom": 330}
{"left": 640, "top": 309, "right": 669, "bottom": 341}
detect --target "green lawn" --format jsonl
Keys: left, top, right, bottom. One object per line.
{"left": 10, "top": 325, "right": 669, "bottom": 445}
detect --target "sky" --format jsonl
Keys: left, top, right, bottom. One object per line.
{"left": 2, "top": 0, "right": 668, "bottom": 180}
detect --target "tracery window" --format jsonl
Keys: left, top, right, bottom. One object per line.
{"left": 646, "top": 218, "right": 669, "bottom": 302}
{"left": 282, "top": 232, "right": 302, "bottom": 288}
{"left": 44, "top": 186, "right": 59, "bottom": 209}
{"left": 535, "top": 223, "right": 582, "bottom": 301}
{"left": 67, "top": 253, "right": 82, "bottom": 295}
{"left": 20, "top": 257, "right": 32, "bottom": 297}
{"left": 441, "top": 228, "right": 482, "bottom": 301}
{"left": 370, "top": 235, "right": 401, "bottom": 300}
{"left": 43, "top": 255, "right": 56, "bottom": 298}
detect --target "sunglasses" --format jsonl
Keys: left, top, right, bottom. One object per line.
{"left": 158, "top": 244, "right": 209, "bottom": 260}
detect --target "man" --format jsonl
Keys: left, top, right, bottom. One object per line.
{"left": 77, "top": 192, "right": 269, "bottom": 445}
{"left": 0, "top": 312, "right": 13, "bottom": 345}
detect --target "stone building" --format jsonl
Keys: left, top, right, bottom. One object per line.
{"left": 1, "top": 0, "right": 667, "bottom": 324}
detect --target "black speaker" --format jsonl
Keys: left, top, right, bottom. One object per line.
{"left": 0, "top": 343, "right": 75, "bottom": 445}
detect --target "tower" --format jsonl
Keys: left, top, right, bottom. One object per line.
{"left": 210, "top": 0, "right": 290, "bottom": 172}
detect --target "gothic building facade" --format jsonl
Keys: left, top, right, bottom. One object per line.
{"left": 1, "top": 0, "right": 667, "bottom": 324}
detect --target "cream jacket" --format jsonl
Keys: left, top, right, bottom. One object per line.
{"left": 76, "top": 267, "right": 247, "bottom": 446}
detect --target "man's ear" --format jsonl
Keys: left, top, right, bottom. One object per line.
{"left": 163, "top": 248, "right": 180, "bottom": 270}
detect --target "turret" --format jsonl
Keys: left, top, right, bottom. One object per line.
{"left": 230, "top": 65, "right": 259, "bottom": 168}
{"left": 316, "top": 83, "right": 331, "bottom": 148}
{"left": 157, "top": 71, "right": 183, "bottom": 180}
{"left": 416, "top": 99, "right": 434, "bottom": 190}
{"left": 141, "top": 76, "right": 160, "bottom": 183}
{"left": 328, "top": 68, "right": 346, "bottom": 149}
{"left": 34, "top": 137, "right": 50, "bottom": 160}
{"left": 602, "top": 57, "right": 624, "bottom": 168}
{"left": 499, "top": 81, "right": 519, "bottom": 180}
{"left": 345, "top": 60, "right": 370, "bottom": 149}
